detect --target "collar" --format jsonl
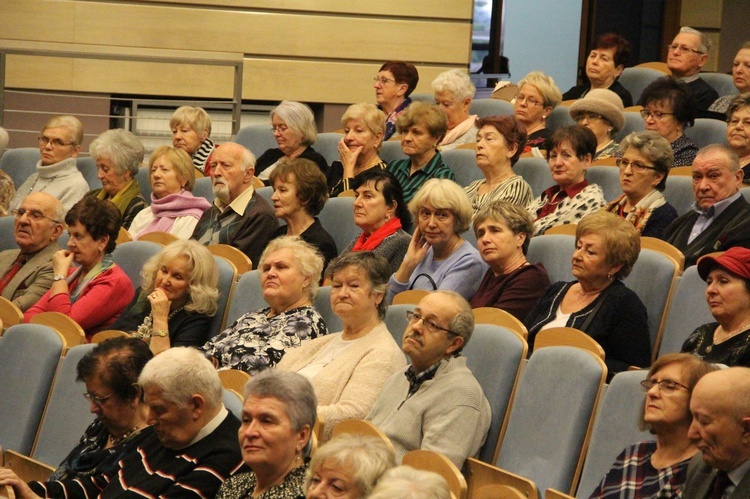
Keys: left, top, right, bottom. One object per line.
{"left": 413, "top": 153, "right": 444, "bottom": 177}
{"left": 215, "top": 184, "right": 254, "bottom": 214}
{"left": 183, "top": 405, "right": 228, "bottom": 449}
{"left": 35, "top": 157, "right": 79, "bottom": 179}
{"left": 404, "top": 359, "right": 443, "bottom": 396}
{"left": 542, "top": 178, "right": 589, "bottom": 200}
{"left": 727, "top": 458, "right": 750, "bottom": 488}
{"left": 678, "top": 73, "right": 701, "bottom": 83}
{"left": 692, "top": 191, "right": 741, "bottom": 217}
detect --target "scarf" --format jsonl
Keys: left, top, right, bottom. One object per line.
{"left": 351, "top": 217, "right": 402, "bottom": 251}
{"left": 96, "top": 179, "right": 141, "bottom": 215}
{"left": 136, "top": 190, "right": 211, "bottom": 238}
{"left": 604, "top": 189, "right": 667, "bottom": 234}
{"left": 441, "top": 115, "right": 477, "bottom": 147}
{"left": 68, "top": 253, "right": 115, "bottom": 303}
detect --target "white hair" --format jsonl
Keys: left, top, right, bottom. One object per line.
{"left": 680, "top": 26, "right": 711, "bottom": 54}
{"left": 138, "top": 347, "right": 222, "bottom": 408}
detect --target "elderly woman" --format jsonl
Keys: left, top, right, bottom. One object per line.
{"left": 640, "top": 77, "right": 698, "bottom": 166}
{"left": 128, "top": 146, "right": 211, "bottom": 240}
{"left": 525, "top": 211, "right": 651, "bottom": 374}
{"left": 88, "top": 129, "right": 147, "bottom": 229}
{"left": 306, "top": 434, "right": 395, "bottom": 499}
{"left": 465, "top": 115, "right": 532, "bottom": 213}
{"left": 368, "top": 466, "right": 451, "bottom": 499}
{"left": 170, "top": 106, "right": 215, "bottom": 174}
{"left": 339, "top": 168, "right": 412, "bottom": 277}
{"left": 726, "top": 93, "right": 750, "bottom": 181}
{"left": 604, "top": 131, "right": 678, "bottom": 238}
{"left": 111, "top": 240, "right": 218, "bottom": 354}
{"left": 216, "top": 370, "right": 316, "bottom": 498}
{"left": 681, "top": 247, "right": 750, "bottom": 366}
{"left": 470, "top": 200, "right": 550, "bottom": 321}
{"left": 271, "top": 158, "right": 338, "bottom": 268}
{"left": 563, "top": 33, "right": 634, "bottom": 107}
{"left": 514, "top": 71, "right": 563, "bottom": 152}
{"left": 202, "top": 236, "right": 327, "bottom": 374}
{"left": 375, "top": 61, "right": 419, "bottom": 140}
{"left": 527, "top": 125, "right": 606, "bottom": 236}
{"left": 569, "top": 89, "right": 626, "bottom": 160}
{"left": 0, "top": 338, "right": 153, "bottom": 498}
{"left": 587, "top": 353, "right": 717, "bottom": 498}
{"left": 432, "top": 69, "right": 478, "bottom": 150}
{"left": 709, "top": 41, "right": 750, "bottom": 113}
{"left": 24, "top": 196, "right": 134, "bottom": 337}
{"left": 328, "top": 103, "right": 387, "bottom": 198}
{"left": 386, "top": 102, "right": 456, "bottom": 203}
{"left": 386, "top": 179, "right": 486, "bottom": 303}
{"left": 277, "top": 251, "right": 406, "bottom": 440}
{"left": 255, "top": 101, "right": 328, "bottom": 182}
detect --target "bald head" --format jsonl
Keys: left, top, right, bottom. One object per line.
{"left": 14, "top": 192, "right": 65, "bottom": 254}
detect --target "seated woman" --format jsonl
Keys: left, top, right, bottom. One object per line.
{"left": 524, "top": 211, "right": 651, "bottom": 374}
{"left": 0, "top": 338, "right": 153, "bottom": 498}
{"left": 374, "top": 61, "right": 419, "bottom": 141}
{"left": 202, "top": 236, "right": 327, "bottom": 374}
{"left": 562, "top": 33, "right": 633, "bottom": 107}
{"left": 339, "top": 168, "right": 412, "bottom": 277}
{"left": 681, "top": 247, "right": 750, "bottom": 366}
{"left": 25, "top": 197, "right": 134, "bottom": 338}
{"left": 255, "top": 101, "right": 328, "bottom": 182}
{"left": 604, "top": 131, "right": 678, "bottom": 239}
{"left": 709, "top": 41, "right": 750, "bottom": 114}
{"left": 569, "top": 89, "right": 625, "bottom": 160}
{"left": 640, "top": 77, "right": 699, "bottom": 166}
{"left": 328, "top": 103, "right": 387, "bottom": 198}
{"left": 587, "top": 353, "right": 717, "bottom": 498}
{"left": 170, "top": 106, "right": 215, "bottom": 174}
{"left": 470, "top": 200, "right": 550, "bottom": 321}
{"left": 88, "top": 129, "right": 147, "bottom": 229}
{"left": 216, "top": 370, "right": 316, "bottom": 498}
{"left": 431, "top": 69, "right": 478, "bottom": 150}
{"left": 111, "top": 240, "right": 218, "bottom": 354}
{"left": 527, "top": 125, "right": 606, "bottom": 236}
{"left": 386, "top": 102, "right": 456, "bottom": 203}
{"left": 513, "top": 71, "right": 563, "bottom": 153}
{"left": 270, "top": 158, "right": 338, "bottom": 269}
{"left": 277, "top": 251, "right": 406, "bottom": 440}
{"left": 465, "top": 115, "right": 532, "bottom": 213}
{"left": 305, "top": 434, "right": 396, "bottom": 499}
{"left": 726, "top": 93, "right": 750, "bottom": 181}
{"left": 128, "top": 146, "right": 211, "bottom": 240}
{"left": 386, "top": 178, "right": 486, "bottom": 303}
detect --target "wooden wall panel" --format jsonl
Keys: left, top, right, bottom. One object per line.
{"left": 0, "top": 1, "right": 74, "bottom": 43}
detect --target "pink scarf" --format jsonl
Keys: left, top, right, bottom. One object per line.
{"left": 136, "top": 190, "right": 211, "bottom": 238}
{"left": 441, "top": 115, "right": 478, "bottom": 147}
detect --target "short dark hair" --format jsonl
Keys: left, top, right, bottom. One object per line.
{"left": 352, "top": 168, "right": 412, "bottom": 232}
{"left": 379, "top": 61, "right": 419, "bottom": 97}
{"left": 640, "top": 76, "right": 696, "bottom": 128}
{"left": 591, "top": 33, "right": 632, "bottom": 68}
{"left": 325, "top": 251, "right": 391, "bottom": 319}
{"left": 269, "top": 158, "right": 329, "bottom": 216}
{"left": 475, "top": 115, "right": 528, "bottom": 166}
{"left": 65, "top": 196, "right": 122, "bottom": 254}
{"left": 545, "top": 125, "right": 597, "bottom": 160}
{"left": 76, "top": 337, "right": 153, "bottom": 402}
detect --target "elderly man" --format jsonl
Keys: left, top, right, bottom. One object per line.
{"left": 367, "top": 290, "right": 491, "bottom": 468}
{"left": 682, "top": 367, "right": 750, "bottom": 498}
{"left": 8, "top": 116, "right": 89, "bottom": 212}
{"left": 665, "top": 145, "right": 750, "bottom": 267}
{"left": 666, "top": 27, "right": 719, "bottom": 112}
{"left": 191, "top": 142, "right": 276, "bottom": 268}
{"left": 0, "top": 192, "right": 64, "bottom": 311}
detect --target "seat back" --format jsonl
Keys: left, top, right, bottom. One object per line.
{"left": 209, "top": 243, "right": 253, "bottom": 275}
{"left": 0, "top": 296, "right": 24, "bottom": 331}
{"left": 533, "top": 327, "right": 605, "bottom": 360}
{"left": 684, "top": 118, "right": 727, "bottom": 149}
{"left": 234, "top": 124, "right": 277, "bottom": 158}
{"left": 208, "top": 255, "right": 237, "bottom": 340}
{"left": 314, "top": 286, "right": 343, "bottom": 332}
{"left": 384, "top": 303, "right": 414, "bottom": 348}
{"left": 76, "top": 156, "right": 101, "bottom": 190}
{"left": 381, "top": 140, "right": 408, "bottom": 164}
{"left": 255, "top": 185, "right": 275, "bottom": 209}
{"left": 496, "top": 346, "right": 606, "bottom": 497}
{"left": 315, "top": 133, "right": 344, "bottom": 166}
{"left": 473, "top": 307, "right": 528, "bottom": 339}
{"left": 318, "top": 197, "right": 358, "bottom": 254}
{"left": 402, "top": 449, "right": 467, "bottom": 499}
{"left": 657, "top": 265, "right": 713, "bottom": 356}
{"left": 137, "top": 231, "right": 178, "bottom": 245}
{"left": 90, "top": 330, "right": 130, "bottom": 343}
{"left": 470, "top": 98, "right": 514, "bottom": 118}
{"left": 663, "top": 175, "right": 695, "bottom": 216}
{"left": 586, "top": 166, "right": 621, "bottom": 202}
{"left": 442, "top": 149, "right": 482, "bottom": 187}
{"left": 546, "top": 106, "right": 576, "bottom": 132}
{"left": 331, "top": 419, "right": 396, "bottom": 455}
{"left": 30, "top": 312, "right": 86, "bottom": 347}
{"left": 218, "top": 369, "right": 251, "bottom": 394}
{"left": 700, "top": 72, "right": 739, "bottom": 98}
{"left": 0, "top": 216, "right": 16, "bottom": 252}
{"left": 527, "top": 234, "right": 575, "bottom": 283}
{"left": 614, "top": 112, "right": 645, "bottom": 142}
{"left": 0, "top": 324, "right": 64, "bottom": 454}
{"left": 0, "top": 148, "right": 40, "bottom": 188}
{"left": 618, "top": 68, "right": 664, "bottom": 103}
{"left": 640, "top": 237, "right": 684, "bottom": 270}
{"left": 514, "top": 157, "right": 552, "bottom": 198}
{"left": 31, "top": 343, "right": 97, "bottom": 466}
{"left": 112, "top": 240, "right": 163, "bottom": 289}
{"left": 134, "top": 167, "right": 152, "bottom": 201}
{"left": 392, "top": 289, "right": 430, "bottom": 305}
{"left": 192, "top": 177, "right": 215, "bottom": 203}
{"left": 225, "top": 270, "right": 265, "bottom": 327}
{"left": 223, "top": 388, "right": 244, "bottom": 419}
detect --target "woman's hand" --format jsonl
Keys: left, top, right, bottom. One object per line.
{"left": 338, "top": 137, "right": 362, "bottom": 178}
{"left": 0, "top": 468, "right": 42, "bottom": 499}
{"left": 147, "top": 288, "right": 172, "bottom": 321}
{"left": 393, "top": 228, "right": 431, "bottom": 283}
{"left": 51, "top": 249, "right": 74, "bottom": 277}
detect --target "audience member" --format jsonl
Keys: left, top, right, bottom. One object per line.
{"left": 191, "top": 142, "right": 277, "bottom": 268}
{"left": 0, "top": 126, "right": 15, "bottom": 215}
{"left": 664, "top": 145, "right": 750, "bottom": 267}
{"left": 368, "top": 466, "right": 451, "bottom": 499}
{"left": 569, "top": 88, "right": 625, "bottom": 159}
{"left": 0, "top": 193, "right": 64, "bottom": 310}
{"left": 375, "top": 61, "right": 419, "bottom": 141}
{"left": 513, "top": 71, "right": 563, "bottom": 153}
{"left": 563, "top": 33, "right": 633, "bottom": 107}
{"left": 432, "top": 69, "right": 478, "bottom": 150}
{"left": 725, "top": 94, "right": 750, "bottom": 181}
{"left": 710, "top": 42, "right": 750, "bottom": 114}
{"left": 170, "top": 106, "right": 215, "bottom": 174}
{"left": 9, "top": 115, "right": 89, "bottom": 212}
{"left": 665, "top": 27, "right": 719, "bottom": 112}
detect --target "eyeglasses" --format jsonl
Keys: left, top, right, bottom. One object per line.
{"left": 38, "top": 135, "right": 75, "bottom": 148}
{"left": 640, "top": 109, "right": 675, "bottom": 120}
{"left": 615, "top": 158, "right": 658, "bottom": 173}
{"left": 271, "top": 124, "right": 289, "bottom": 133}
{"left": 574, "top": 112, "right": 605, "bottom": 123}
{"left": 640, "top": 379, "right": 690, "bottom": 393}
{"left": 406, "top": 310, "right": 457, "bottom": 336}
{"left": 11, "top": 208, "right": 62, "bottom": 224}
{"left": 84, "top": 391, "right": 114, "bottom": 406}
{"left": 373, "top": 76, "right": 397, "bottom": 85}
{"left": 515, "top": 94, "right": 544, "bottom": 107}
{"left": 667, "top": 43, "right": 705, "bottom": 55}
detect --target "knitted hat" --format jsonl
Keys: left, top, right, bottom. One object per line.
{"left": 697, "top": 247, "right": 750, "bottom": 281}
{"left": 569, "top": 89, "right": 626, "bottom": 132}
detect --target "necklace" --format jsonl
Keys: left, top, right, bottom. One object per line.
{"left": 434, "top": 237, "right": 462, "bottom": 261}
{"left": 708, "top": 322, "right": 750, "bottom": 353}
{"left": 109, "top": 425, "right": 140, "bottom": 446}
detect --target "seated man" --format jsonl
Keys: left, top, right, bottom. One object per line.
{"left": 8, "top": 115, "right": 89, "bottom": 212}
{"left": 682, "top": 367, "right": 750, "bottom": 498}
{"left": 0, "top": 192, "right": 64, "bottom": 311}
{"left": 666, "top": 27, "right": 719, "bottom": 113}
{"left": 191, "top": 142, "right": 277, "bottom": 268}
{"left": 665, "top": 145, "right": 750, "bottom": 267}
{"left": 367, "top": 290, "right": 491, "bottom": 468}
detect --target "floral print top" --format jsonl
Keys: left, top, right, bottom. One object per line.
{"left": 201, "top": 306, "right": 327, "bottom": 375}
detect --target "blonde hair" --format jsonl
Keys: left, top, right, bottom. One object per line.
{"left": 576, "top": 211, "right": 640, "bottom": 279}
{"left": 170, "top": 106, "right": 212, "bottom": 136}
{"left": 517, "top": 71, "right": 563, "bottom": 109}
{"left": 43, "top": 115, "right": 84, "bottom": 145}
{"left": 148, "top": 146, "right": 196, "bottom": 192}
{"left": 258, "top": 236, "right": 324, "bottom": 300}
{"left": 431, "top": 69, "right": 476, "bottom": 102}
{"left": 341, "top": 103, "right": 386, "bottom": 152}
{"left": 408, "top": 178, "right": 473, "bottom": 234}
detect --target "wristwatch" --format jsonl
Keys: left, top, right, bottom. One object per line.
{"left": 53, "top": 274, "right": 66, "bottom": 281}
{"left": 153, "top": 330, "right": 168, "bottom": 338}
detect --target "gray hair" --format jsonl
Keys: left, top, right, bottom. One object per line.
{"left": 244, "top": 369, "right": 317, "bottom": 432}
{"left": 306, "top": 434, "right": 396, "bottom": 497}
{"left": 696, "top": 144, "right": 740, "bottom": 173}
{"left": 89, "top": 129, "right": 145, "bottom": 177}
{"left": 271, "top": 101, "right": 318, "bottom": 146}
{"left": 431, "top": 69, "right": 476, "bottom": 102}
{"left": 0, "top": 127, "right": 8, "bottom": 156}
{"left": 619, "top": 131, "right": 674, "bottom": 191}
{"left": 43, "top": 115, "right": 84, "bottom": 145}
{"left": 409, "top": 178, "right": 473, "bottom": 234}
{"left": 727, "top": 93, "right": 750, "bottom": 121}
{"left": 473, "top": 200, "right": 534, "bottom": 255}
{"left": 680, "top": 27, "right": 711, "bottom": 54}
{"left": 259, "top": 236, "right": 324, "bottom": 300}
{"left": 434, "top": 290, "right": 474, "bottom": 354}
{"left": 138, "top": 347, "right": 222, "bottom": 409}
{"left": 368, "top": 466, "right": 451, "bottom": 499}
{"left": 325, "top": 252, "right": 390, "bottom": 319}
{"left": 170, "top": 106, "right": 212, "bottom": 136}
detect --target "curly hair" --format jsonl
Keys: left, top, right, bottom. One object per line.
{"left": 65, "top": 196, "right": 121, "bottom": 254}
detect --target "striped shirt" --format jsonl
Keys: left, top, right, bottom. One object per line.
{"left": 464, "top": 175, "right": 533, "bottom": 215}
{"left": 387, "top": 153, "right": 456, "bottom": 203}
